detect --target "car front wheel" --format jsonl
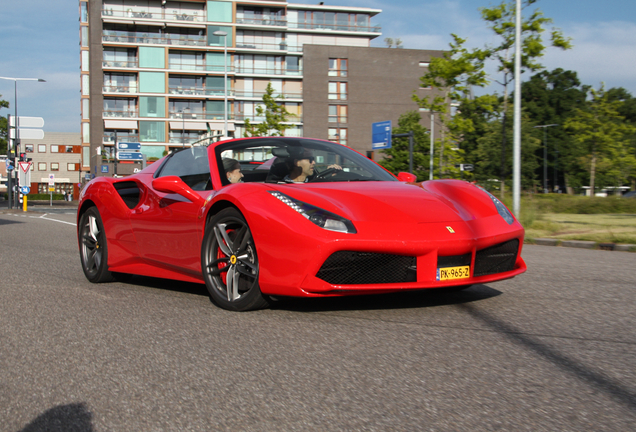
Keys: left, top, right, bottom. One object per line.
{"left": 79, "top": 207, "right": 114, "bottom": 283}
{"left": 201, "top": 208, "right": 269, "bottom": 311}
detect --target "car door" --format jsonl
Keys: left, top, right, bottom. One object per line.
{"left": 130, "top": 146, "right": 213, "bottom": 274}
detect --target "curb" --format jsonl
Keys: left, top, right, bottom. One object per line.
{"left": 527, "top": 238, "right": 636, "bottom": 252}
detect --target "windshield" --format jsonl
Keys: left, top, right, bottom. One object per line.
{"left": 215, "top": 137, "right": 396, "bottom": 186}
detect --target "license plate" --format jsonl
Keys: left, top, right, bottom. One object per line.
{"left": 437, "top": 266, "right": 470, "bottom": 281}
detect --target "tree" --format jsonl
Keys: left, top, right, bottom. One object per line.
{"left": 519, "top": 68, "right": 589, "bottom": 192}
{"left": 0, "top": 94, "right": 10, "bottom": 155}
{"left": 480, "top": 0, "right": 572, "bottom": 180}
{"left": 564, "top": 85, "right": 636, "bottom": 196}
{"left": 412, "top": 34, "right": 492, "bottom": 177}
{"left": 243, "top": 83, "right": 294, "bottom": 137}
{"left": 379, "top": 111, "right": 431, "bottom": 181}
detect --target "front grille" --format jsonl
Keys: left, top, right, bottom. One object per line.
{"left": 474, "top": 239, "right": 519, "bottom": 277}
{"left": 437, "top": 253, "right": 472, "bottom": 268}
{"left": 316, "top": 251, "right": 416, "bottom": 285}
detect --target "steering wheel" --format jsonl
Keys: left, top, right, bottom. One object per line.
{"left": 312, "top": 167, "right": 338, "bottom": 180}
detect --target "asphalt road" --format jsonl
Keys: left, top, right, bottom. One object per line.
{"left": 1, "top": 208, "right": 635, "bottom": 431}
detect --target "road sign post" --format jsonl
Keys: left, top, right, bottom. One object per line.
{"left": 372, "top": 121, "right": 392, "bottom": 150}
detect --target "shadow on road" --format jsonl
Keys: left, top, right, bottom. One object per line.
{"left": 461, "top": 304, "right": 636, "bottom": 412}
{"left": 270, "top": 284, "right": 502, "bottom": 312}
{"left": 18, "top": 402, "right": 94, "bottom": 432}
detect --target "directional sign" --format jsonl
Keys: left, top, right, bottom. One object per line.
{"left": 117, "top": 151, "right": 143, "bottom": 161}
{"left": 372, "top": 121, "right": 392, "bottom": 149}
{"left": 9, "top": 128, "right": 45, "bottom": 140}
{"left": 117, "top": 142, "right": 142, "bottom": 151}
{"left": 10, "top": 116, "right": 45, "bottom": 128}
{"left": 21, "top": 186, "right": 30, "bottom": 194}
{"left": 456, "top": 164, "right": 474, "bottom": 172}
{"left": 5, "top": 159, "right": 14, "bottom": 171}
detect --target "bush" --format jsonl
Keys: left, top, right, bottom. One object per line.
{"left": 27, "top": 193, "right": 65, "bottom": 201}
{"left": 532, "top": 195, "right": 636, "bottom": 214}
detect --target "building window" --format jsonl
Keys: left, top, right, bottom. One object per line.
{"left": 328, "top": 58, "right": 347, "bottom": 77}
{"left": 51, "top": 145, "right": 59, "bottom": 153}
{"left": 328, "top": 82, "right": 347, "bottom": 100}
{"left": 38, "top": 162, "right": 47, "bottom": 171}
{"left": 328, "top": 127, "right": 347, "bottom": 145}
{"left": 38, "top": 144, "right": 46, "bottom": 153}
{"left": 328, "top": 105, "right": 347, "bottom": 123}
{"left": 419, "top": 61, "right": 430, "bottom": 67}
{"left": 25, "top": 144, "right": 34, "bottom": 152}
{"left": 68, "top": 163, "right": 78, "bottom": 171}
{"left": 51, "top": 163, "right": 59, "bottom": 171}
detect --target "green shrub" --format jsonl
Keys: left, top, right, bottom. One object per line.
{"left": 527, "top": 194, "right": 636, "bottom": 214}
{"left": 26, "top": 193, "right": 65, "bottom": 201}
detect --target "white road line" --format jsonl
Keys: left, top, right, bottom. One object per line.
{"left": 29, "top": 213, "right": 77, "bottom": 226}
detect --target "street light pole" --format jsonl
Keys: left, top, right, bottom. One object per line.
{"left": 534, "top": 124, "right": 558, "bottom": 193}
{"left": 0, "top": 76, "right": 46, "bottom": 209}
{"left": 213, "top": 30, "right": 228, "bottom": 138}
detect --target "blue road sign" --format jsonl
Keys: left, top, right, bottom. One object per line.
{"left": 372, "top": 121, "right": 392, "bottom": 149}
{"left": 117, "top": 142, "right": 142, "bottom": 150}
{"left": 117, "top": 151, "right": 144, "bottom": 161}
{"left": 20, "top": 186, "right": 30, "bottom": 194}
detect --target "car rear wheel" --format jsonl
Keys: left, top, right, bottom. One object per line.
{"left": 79, "top": 207, "right": 114, "bottom": 283}
{"left": 201, "top": 208, "right": 269, "bottom": 311}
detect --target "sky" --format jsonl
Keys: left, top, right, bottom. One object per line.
{"left": 1, "top": 0, "right": 635, "bottom": 133}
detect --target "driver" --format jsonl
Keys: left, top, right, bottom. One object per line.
{"left": 283, "top": 148, "right": 343, "bottom": 183}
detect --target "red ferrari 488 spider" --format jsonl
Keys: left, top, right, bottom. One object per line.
{"left": 77, "top": 137, "right": 526, "bottom": 311}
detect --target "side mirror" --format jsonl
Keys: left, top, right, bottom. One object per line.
{"left": 397, "top": 172, "right": 417, "bottom": 183}
{"left": 152, "top": 175, "right": 205, "bottom": 205}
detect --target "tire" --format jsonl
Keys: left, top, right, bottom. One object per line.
{"left": 79, "top": 207, "right": 114, "bottom": 283}
{"left": 201, "top": 208, "right": 269, "bottom": 311}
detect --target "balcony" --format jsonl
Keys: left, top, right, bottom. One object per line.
{"left": 103, "top": 109, "right": 139, "bottom": 118}
{"left": 235, "top": 42, "right": 302, "bottom": 53}
{"left": 289, "top": 22, "right": 381, "bottom": 33}
{"left": 169, "top": 111, "right": 235, "bottom": 121}
{"left": 234, "top": 90, "right": 301, "bottom": 99}
{"left": 234, "top": 113, "right": 302, "bottom": 122}
{"left": 103, "top": 84, "right": 138, "bottom": 94}
{"left": 103, "top": 134, "right": 139, "bottom": 144}
{"left": 235, "top": 66, "right": 302, "bottom": 77}
{"left": 235, "top": 17, "right": 287, "bottom": 27}
{"left": 102, "top": 60, "right": 139, "bottom": 69}
{"left": 102, "top": 8, "right": 205, "bottom": 23}
{"left": 103, "top": 32, "right": 206, "bottom": 47}
{"left": 169, "top": 86, "right": 235, "bottom": 97}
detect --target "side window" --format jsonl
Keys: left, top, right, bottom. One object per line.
{"left": 157, "top": 147, "right": 211, "bottom": 191}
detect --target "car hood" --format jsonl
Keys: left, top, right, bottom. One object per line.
{"left": 268, "top": 181, "right": 470, "bottom": 224}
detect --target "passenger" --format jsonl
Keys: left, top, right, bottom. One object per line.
{"left": 223, "top": 158, "right": 243, "bottom": 184}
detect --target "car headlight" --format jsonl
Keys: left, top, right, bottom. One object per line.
{"left": 269, "top": 191, "right": 357, "bottom": 234}
{"left": 476, "top": 186, "right": 515, "bottom": 225}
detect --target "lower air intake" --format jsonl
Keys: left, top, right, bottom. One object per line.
{"left": 474, "top": 239, "right": 519, "bottom": 277}
{"left": 316, "top": 251, "right": 416, "bottom": 285}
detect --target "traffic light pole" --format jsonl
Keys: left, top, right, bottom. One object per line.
{"left": 7, "top": 114, "right": 13, "bottom": 209}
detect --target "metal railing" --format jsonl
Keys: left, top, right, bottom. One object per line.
{"left": 169, "top": 86, "right": 236, "bottom": 97}
{"left": 235, "top": 42, "right": 302, "bottom": 52}
{"left": 102, "top": 60, "right": 139, "bottom": 68}
{"left": 235, "top": 17, "right": 286, "bottom": 27}
{"left": 103, "top": 134, "right": 139, "bottom": 143}
{"left": 103, "top": 85, "right": 138, "bottom": 93}
{"left": 234, "top": 90, "right": 301, "bottom": 99}
{"left": 103, "top": 110, "right": 139, "bottom": 118}
{"left": 102, "top": 9, "right": 205, "bottom": 23}
{"left": 103, "top": 33, "right": 206, "bottom": 46}
{"left": 289, "top": 22, "right": 381, "bottom": 33}
{"left": 234, "top": 66, "right": 302, "bottom": 76}
{"left": 169, "top": 111, "right": 235, "bottom": 120}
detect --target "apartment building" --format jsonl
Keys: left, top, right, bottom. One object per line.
{"left": 80, "top": 0, "right": 443, "bottom": 177}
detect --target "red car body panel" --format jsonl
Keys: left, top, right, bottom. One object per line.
{"left": 78, "top": 138, "right": 526, "bottom": 298}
